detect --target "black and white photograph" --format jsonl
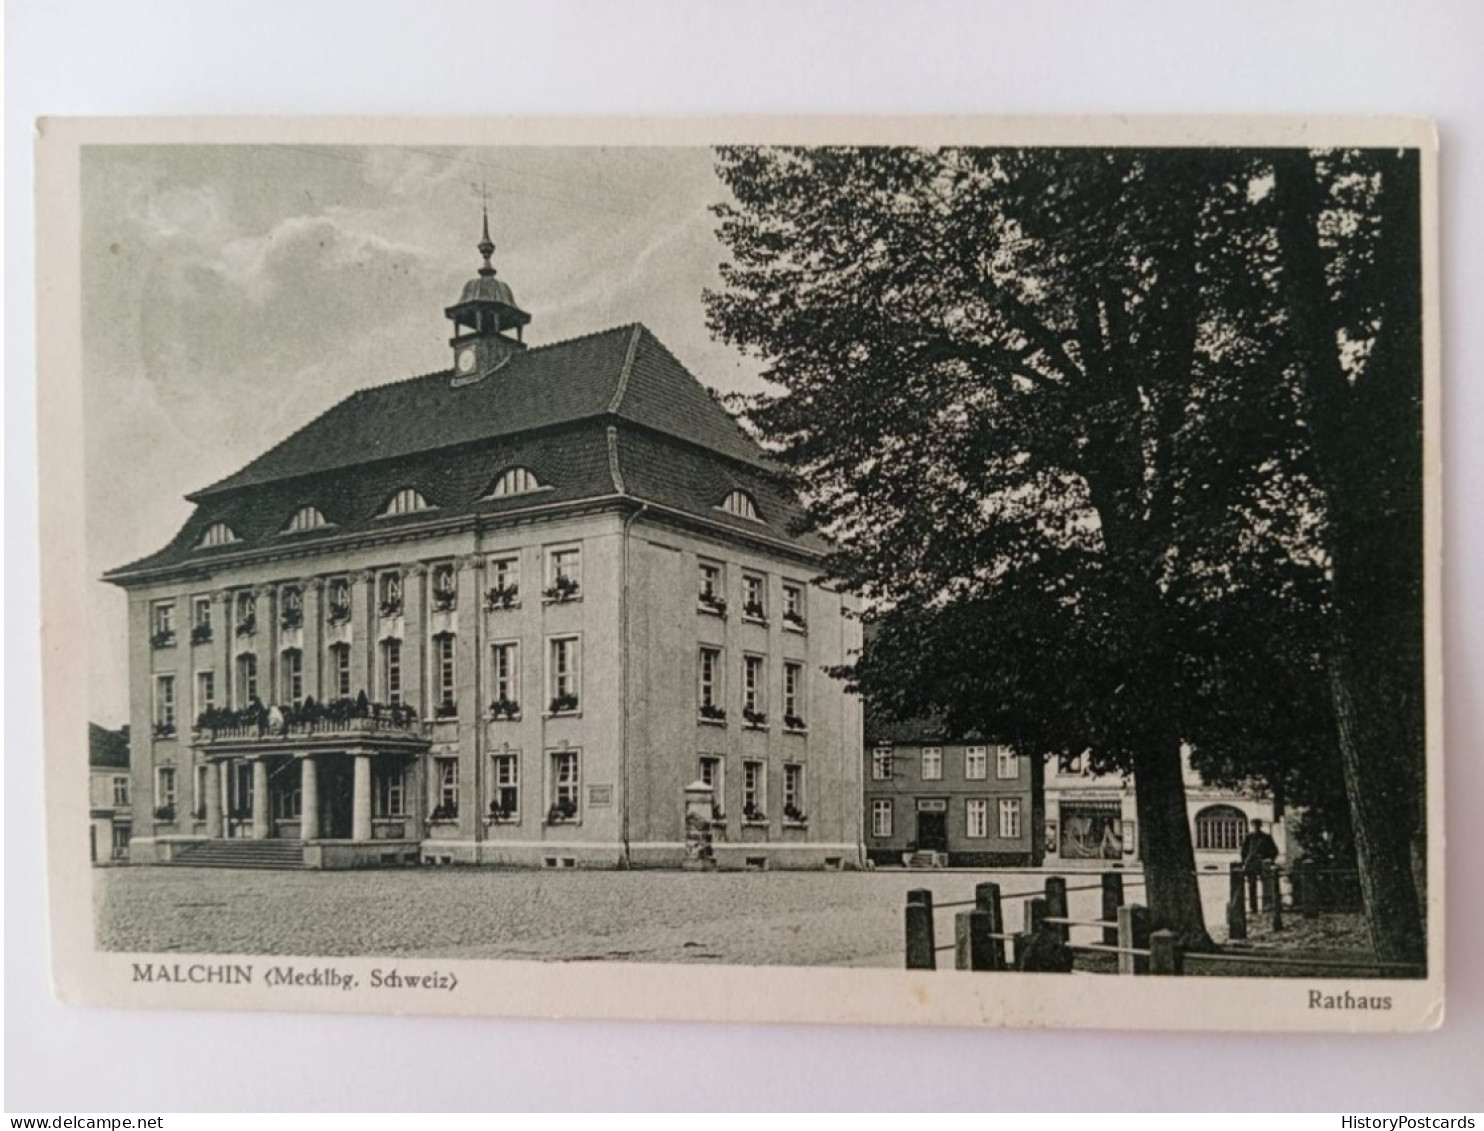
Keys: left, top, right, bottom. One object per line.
{"left": 38, "top": 116, "right": 1442, "bottom": 1034}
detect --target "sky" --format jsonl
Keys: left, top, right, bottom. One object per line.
{"left": 81, "top": 145, "right": 763, "bottom": 726}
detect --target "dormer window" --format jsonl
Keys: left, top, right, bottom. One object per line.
{"left": 380, "top": 488, "right": 432, "bottom": 517}
{"left": 197, "top": 522, "right": 240, "bottom": 548}
{"left": 283, "top": 506, "right": 329, "bottom": 533}
{"left": 486, "top": 467, "right": 544, "bottom": 498}
{"left": 718, "top": 490, "right": 761, "bottom": 521}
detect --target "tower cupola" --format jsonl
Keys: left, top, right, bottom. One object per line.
{"left": 445, "top": 206, "right": 530, "bottom": 385}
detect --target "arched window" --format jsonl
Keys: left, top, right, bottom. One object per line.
{"left": 380, "top": 488, "right": 432, "bottom": 517}
{"left": 1194, "top": 804, "right": 1248, "bottom": 852}
{"left": 486, "top": 467, "right": 544, "bottom": 498}
{"left": 718, "top": 490, "right": 761, "bottom": 521}
{"left": 283, "top": 505, "right": 329, "bottom": 533}
{"left": 198, "top": 522, "right": 240, "bottom": 548}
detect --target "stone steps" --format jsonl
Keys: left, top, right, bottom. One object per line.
{"left": 172, "top": 839, "right": 305, "bottom": 869}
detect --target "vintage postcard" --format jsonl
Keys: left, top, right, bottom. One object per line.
{"left": 38, "top": 115, "right": 1443, "bottom": 1031}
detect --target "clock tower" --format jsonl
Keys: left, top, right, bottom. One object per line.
{"left": 444, "top": 207, "right": 531, "bottom": 386}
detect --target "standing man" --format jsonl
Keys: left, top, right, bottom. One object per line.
{"left": 1240, "top": 818, "right": 1280, "bottom": 911}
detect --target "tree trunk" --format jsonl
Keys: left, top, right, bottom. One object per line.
{"left": 1132, "top": 740, "right": 1214, "bottom": 951}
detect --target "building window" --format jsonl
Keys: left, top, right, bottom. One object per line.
{"left": 1194, "top": 805, "right": 1247, "bottom": 852}
{"left": 698, "top": 560, "right": 726, "bottom": 614}
{"left": 432, "top": 757, "right": 458, "bottom": 819}
{"left": 486, "top": 555, "right": 520, "bottom": 609}
{"left": 999, "top": 798, "right": 1023, "bottom": 839}
{"left": 742, "top": 654, "right": 766, "bottom": 724}
{"left": 699, "top": 756, "right": 724, "bottom": 817}
{"left": 719, "top": 490, "right": 761, "bottom": 521}
{"left": 231, "top": 762, "right": 253, "bottom": 818}
{"left": 966, "top": 798, "right": 989, "bottom": 839}
{"left": 783, "top": 764, "right": 805, "bottom": 822}
{"left": 329, "top": 644, "right": 351, "bottom": 700}
{"left": 965, "top": 746, "right": 988, "bottom": 780}
{"left": 698, "top": 647, "right": 724, "bottom": 720}
{"left": 380, "top": 487, "right": 432, "bottom": 517}
{"left": 996, "top": 746, "right": 1019, "bottom": 780}
{"left": 871, "top": 747, "right": 893, "bottom": 781}
{"left": 487, "top": 467, "right": 543, "bottom": 498}
{"left": 191, "top": 595, "right": 213, "bottom": 643}
{"left": 195, "top": 670, "right": 216, "bottom": 720}
{"left": 150, "top": 601, "right": 176, "bottom": 648}
{"left": 378, "top": 572, "right": 403, "bottom": 618}
{"left": 490, "top": 641, "right": 520, "bottom": 717}
{"left": 742, "top": 574, "right": 767, "bottom": 621}
{"left": 742, "top": 761, "right": 765, "bottom": 821}
{"left": 235, "top": 653, "right": 258, "bottom": 706}
{"left": 112, "top": 775, "right": 130, "bottom": 807}
{"left": 431, "top": 562, "right": 457, "bottom": 611}
{"left": 234, "top": 591, "right": 257, "bottom": 636}
{"left": 197, "top": 522, "right": 239, "bottom": 548}
{"left": 281, "top": 649, "right": 304, "bottom": 707}
{"left": 782, "top": 582, "right": 806, "bottom": 630}
{"left": 545, "top": 547, "right": 581, "bottom": 601}
{"left": 273, "top": 778, "right": 302, "bottom": 820}
{"left": 871, "top": 798, "right": 893, "bottom": 838}
{"left": 783, "top": 662, "right": 805, "bottom": 729}
{"left": 374, "top": 763, "right": 406, "bottom": 818}
{"left": 327, "top": 578, "right": 352, "bottom": 624}
{"left": 153, "top": 675, "right": 176, "bottom": 737}
{"left": 284, "top": 505, "right": 328, "bottom": 533}
{"left": 381, "top": 639, "right": 403, "bottom": 706}
{"left": 155, "top": 766, "right": 177, "bottom": 812}
{"left": 548, "top": 636, "right": 580, "bottom": 713}
{"left": 491, "top": 753, "right": 519, "bottom": 819}
{"left": 432, "top": 633, "right": 457, "bottom": 717}
{"left": 550, "top": 751, "right": 580, "bottom": 821}
{"left": 194, "top": 764, "right": 209, "bottom": 819}
{"left": 921, "top": 747, "right": 942, "bottom": 781}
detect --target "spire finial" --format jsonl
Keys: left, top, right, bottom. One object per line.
{"left": 476, "top": 182, "right": 496, "bottom": 277}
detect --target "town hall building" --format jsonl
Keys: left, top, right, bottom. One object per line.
{"left": 105, "top": 214, "right": 864, "bottom": 870}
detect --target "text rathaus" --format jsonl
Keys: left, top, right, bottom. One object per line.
{"left": 106, "top": 215, "right": 864, "bottom": 870}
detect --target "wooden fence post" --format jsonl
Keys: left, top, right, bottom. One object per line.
{"left": 1118, "top": 904, "right": 1150, "bottom": 975}
{"left": 1227, "top": 862, "right": 1248, "bottom": 941}
{"left": 905, "top": 888, "right": 936, "bottom": 970}
{"left": 1149, "top": 929, "right": 1183, "bottom": 975}
{"left": 1265, "top": 865, "right": 1283, "bottom": 931}
{"left": 1045, "top": 876, "right": 1069, "bottom": 944}
{"left": 976, "top": 882, "right": 1006, "bottom": 970}
{"left": 956, "top": 910, "right": 995, "bottom": 971}
{"left": 1300, "top": 859, "right": 1318, "bottom": 918}
{"left": 1101, "top": 872, "right": 1124, "bottom": 946}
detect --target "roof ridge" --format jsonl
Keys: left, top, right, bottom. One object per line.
{"left": 607, "top": 324, "right": 643, "bottom": 414}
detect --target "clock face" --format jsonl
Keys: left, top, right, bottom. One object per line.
{"left": 456, "top": 348, "right": 477, "bottom": 374}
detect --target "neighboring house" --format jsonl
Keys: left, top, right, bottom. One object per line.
{"left": 104, "top": 215, "right": 863, "bottom": 871}
{"left": 1043, "top": 748, "right": 1281, "bottom": 871}
{"left": 863, "top": 717, "right": 1043, "bottom": 868}
{"left": 89, "top": 722, "right": 132, "bottom": 863}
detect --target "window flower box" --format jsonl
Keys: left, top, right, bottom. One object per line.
{"left": 483, "top": 583, "right": 520, "bottom": 611}
{"left": 428, "top": 802, "right": 458, "bottom": 823}
{"left": 378, "top": 598, "right": 403, "bottom": 619}
{"left": 782, "top": 609, "right": 807, "bottom": 632}
{"left": 153, "top": 803, "right": 176, "bottom": 823}
{"left": 150, "top": 629, "right": 177, "bottom": 650}
{"left": 487, "top": 802, "right": 517, "bottom": 824}
{"left": 546, "top": 799, "right": 578, "bottom": 825}
{"left": 742, "top": 802, "right": 767, "bottom": 824}
{"left": 431, "top": 590, "right": 458, "bottom": 613}
{"left": 742, "top": 707, "right": 768, "bottom": 729}
{"left": 697, "top": 592, "right": 728, "bottom": 617}
{"left": 548, "top": 692, "right": 580, "bottom": 715}
{"left": 327, "top": 601, "right": 352, "bottom": 626}
{"left": 434, "top": 701, "right": 459, "bottom": 719}
{"left": 190, "top": 623, "right": 213, "bottom": 645}
{"left": 280, "top": 606, "right": 304, "bottom": 630}
{"left": 489, "top": 698, "right": 521, "bottom": 721}
{"left": 783, "top": 714, "right": 807, "bottom": 733}
{"left": 698, "top": 703, "right": 727, "bottom": 724}
{"left": 235, "top": 614, "right": 257, "bottom": 638}
{"left": 742, "top": 601, "right": 767, "bottom": 623}
{"left": 152, "top": 721, "right": 177, "bottom": 740}
{"left": 783, "top": 803, "right": 808, "bottom": 825}
{"left": 542, "top": 575, "right": 581, "bottom": 603}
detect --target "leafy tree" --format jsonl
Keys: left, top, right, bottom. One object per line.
{"left": 707, "top": 145, "right": 1377, "bottom": 949}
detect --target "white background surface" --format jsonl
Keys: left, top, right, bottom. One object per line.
{"left": 6, "top": 0, "right": 1483, "bottom": 1112}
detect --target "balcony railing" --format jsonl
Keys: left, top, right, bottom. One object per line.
{"left": 192, "top": 699, "right": 427, "bottom": 746}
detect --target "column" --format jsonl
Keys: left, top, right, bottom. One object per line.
{"left": 300, "top": 755, "right": 320, "bottom": 840}
{"left": 352, "top": 753, "right": 372, "bottom": 841}
{"left": 256, "top": 586, "right": 277, "bottom": 705}
{"left": 212, "top": 590, "right": 232, "bottom": 708}
{"left": 352, "top": 570, "right": 374, "bottom": 699}
{"left": 204, "top": 761, "right": 223, "bottom": 838}
{"left": 402, "top": 564, "right": 426, "bottom": 717}
{"left": 458, "top": 555, "right": 483, "bottom": 843}
{"left": 251, "top": 757, "right": 270, "bottom": 839}
{"left": 301, "top": 577, "right": 323, "bottom": 701}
